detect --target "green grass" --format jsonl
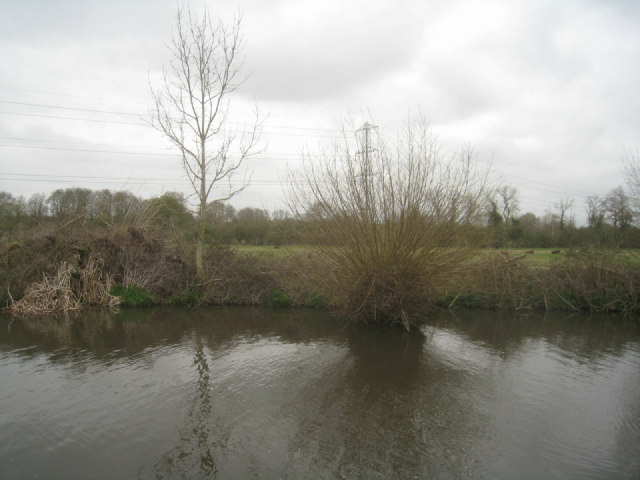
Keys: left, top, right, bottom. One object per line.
{"left": 266, "top": 288, "right": 291, "bottom": 308}
{"left": 231, "top": 244, "right": 310, "bottom": 258}
{"left": 230, "top": 244, "right": 640, "bottom": 267}
{"left": 110, "top": 284, "right": 152, "bottom": 307}
{"left": 499, "top": 248, "right": 563, "bottom": 266}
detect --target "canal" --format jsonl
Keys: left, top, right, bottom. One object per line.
{"left": 1, "top": 307, "right": 639, "bottom": 479}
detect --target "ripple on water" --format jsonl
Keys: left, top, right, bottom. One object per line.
{"left": 1, "top": 310, "right": 639, "bottom": 479}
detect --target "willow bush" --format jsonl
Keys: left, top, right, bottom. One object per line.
{"left": 289, "top": 117, "right": 489, "bottom": 329}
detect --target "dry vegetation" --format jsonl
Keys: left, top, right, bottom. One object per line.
{"left": 441, "top": 248, "right": 640, "bottom": 313}
{"left": 3, "top": 139, "right": 640, "bottom": 323}
{"left": 1, "top": 225, "right": 313, "bottom": 314}
{"left": 288, "top": 118, "right": 489, "bottom": 328}
{"left": 9, "top": 259, "right": 120, "bottom": 314}
{"left": 2, "top": 225, "right": 640, "bottom": 320}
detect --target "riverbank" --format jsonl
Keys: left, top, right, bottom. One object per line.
{"left": 3, "top": 228, "right": 640, "bottom": 317}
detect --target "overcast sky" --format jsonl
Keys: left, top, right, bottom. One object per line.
{"left": 1, "top": 0, "right": 639, "bottom": 223}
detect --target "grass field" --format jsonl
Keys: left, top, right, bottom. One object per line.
{"left": 231, "top": 245, "right": 640, "bottom": 266}
{"left": 479, "top": 248, "right": 565, "bottom": 266}
{"left": 231, "top": 245, "right": 567, "bottom": 264}
{"left": 230, "top": 244, "right": 310, "bottom": 258}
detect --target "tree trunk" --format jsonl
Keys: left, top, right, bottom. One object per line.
{"left": 196, "top": 133, "right": 206, "bottom": 279}
{"left": 196, "top": 219, "right": 205, "bottom": 279}
{"left": 196, "top": 147, "right": 206, "bottom": 279}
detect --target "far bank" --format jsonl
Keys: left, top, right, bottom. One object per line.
{"left": 3, "top": 228, "right": 640, "bottom": 324}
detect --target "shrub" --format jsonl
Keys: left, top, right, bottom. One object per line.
{"left": 169, "top": 290, "right": 198, "bottom": 307}
{"left": 266, "top": 288, "right": 291, "bottom": 308}
{"left": 288, "top": 116, "right": 489, "bottom": 328}
{"left": 110, "top": 284, "right": 152, "bottom": 307}
{"left": 305, "top": 291, "right": 325, "bottom": 309}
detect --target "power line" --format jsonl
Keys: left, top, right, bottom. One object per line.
{"left": 0, "top": 178, "right": 286, "bottom": 186}
{"left": 0, "top": 110, "right": 343, "bottom": 137}
{"left": 0, "top": 85, "right": 150, "bottom": 105}
{"left": 0, "top": 172, "right": 292, "bottom": 185}
{"left": 0, "top": 135, "right": 170, "bottom": 150}
{"left": 0, "top": 110, "right": 145, "bottom": 126}
{"left": 0, "top": 90, "right": 611, "bottom": 205}
{"left": 0, "top": 99, "right": 343, "bottom": 133}
{"left": 0, "top": 145, "right": 604, "bottom": 198}
{"left": 495, "top": 169, "right": 597, "bottom": 197}
{"left": 3, "top": 172, "right": 183, "bottom": 181}
{"left": 0, "top": 143, "right": 308, "bottom": 161}
{"left": 0, "top": 144, "right": 175, "bottom": 156}
{"left": 0, "top": 85, "right": 339, "bottom": 123}
{"left": 0, "top": 138, "right": 605, "bottom": 197}
{"left": 0, "top": 136, "right": 315, "bottom": 158}
{"left": 0, "top": 99, "right": 143, "bottom": 116}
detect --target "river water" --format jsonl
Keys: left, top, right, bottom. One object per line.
{"left": 1, "top": 307, "right": 639, "bottom": 479}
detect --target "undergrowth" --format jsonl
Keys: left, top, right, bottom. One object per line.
{"left": 110, "top": 285, "right": 152, "bottom": 307}
{"left": 3, "top": 229, "right": 640, "bottom": 319}
{"left": 266, "top": 288, "right": 291, "bottom": 308}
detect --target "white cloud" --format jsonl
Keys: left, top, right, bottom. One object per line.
{"left": 243, "top": 0, "right": 428, "bottom": 101}
{"left": 0, "top": 0, "right": 639, "bottom": 221}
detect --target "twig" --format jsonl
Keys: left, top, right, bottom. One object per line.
{"left": 448, "top": 290, "right": 464, "bottom": 309}
{"left": 550, "top": 286, "right": 580, "bottom": 311}
{"left": 192, "top": 278, "right": 223, "bottom": 287}
{"left": 52, "top": 212, "right": 87, "bottom": 233}
{"left": 504, "top": 253, "right": 527, "bottom": 264}
{"left": 6, "top": 286, "right": 14, "bottom": 307}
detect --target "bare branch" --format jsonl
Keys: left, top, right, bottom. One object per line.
{"left": 287, "top": 115, "right": 490, "bottom": 327}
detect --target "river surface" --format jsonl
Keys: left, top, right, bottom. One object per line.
{"left": 1, "top": 307, "right": 639, "bottom": 479}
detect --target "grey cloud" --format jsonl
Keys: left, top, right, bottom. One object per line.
{"left": 0, "top": 0, "right": 173, "bottom": 44}
{"left": 242, "top": 1, "right": 428, "bottom": 101}
{"left": 1, "top": 0, "right": 639, "bottom": 221}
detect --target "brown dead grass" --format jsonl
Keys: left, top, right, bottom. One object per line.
{"left": 9, "top": 258, "right": 120, "bottom": 314}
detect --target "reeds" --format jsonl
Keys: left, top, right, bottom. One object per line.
{"left": 9, "top": 258, "right": 120, "bottom": 314}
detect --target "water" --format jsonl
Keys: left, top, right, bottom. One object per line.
{"left": 1, "top": 307, "right": 639, "bottom": 479}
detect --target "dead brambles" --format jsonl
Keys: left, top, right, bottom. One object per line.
{"left": 8, "top": 258, "right": 120, "bottom": 314}
{"left": 1, "top": 241, "right": 21, "bottom": 258}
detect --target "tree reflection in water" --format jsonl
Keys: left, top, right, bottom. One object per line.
{"left": 2, "top": 308, "right": 637, "bottom": 479}
{"left": 152, "top": 337, "right": 221, "bottom": 480}
{"left": 279, "top": 324, "right": 488, "bottom": 478}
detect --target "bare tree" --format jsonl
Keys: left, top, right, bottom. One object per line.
{"left": 603, "top": 186, "right": 633, "bottom": 231}
{"left": 150, "top": 6, "right": 263, "bottom": 277}
{"left": 205, "top": 200, "right": 235, "bottom": 224}
{"left": 622, "top": 149, "right": 640, "bottom": 212}
{"left": 485, "top": 185, "right": 519, "bottom": 247}
{"left": 554, "top": 197, "right": 574, "bottom": 230}
{"left": 496, "top": 185, "right": 520, "bottom": 225}
{"left": 26, "top": 193, "right": 48, "bottom": 220}
{"left": 586, "top": 195, "right": 604, "bottom": 228}
{"left": 288, "top": 116, "right": 489, "bottom": 329}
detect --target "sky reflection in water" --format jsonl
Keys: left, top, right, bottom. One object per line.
{"left": 1, "top": 307, "right": 639, "bottom": 479}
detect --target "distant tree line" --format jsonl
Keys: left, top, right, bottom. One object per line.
{"left": 2, "top": 184, "right": 640, "bottom": 248}
{"left": 485, "top": 183, "right": 640, "bottom": 248}
{"left": 0, "top": 188, "right": 301, "bottom": 246}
